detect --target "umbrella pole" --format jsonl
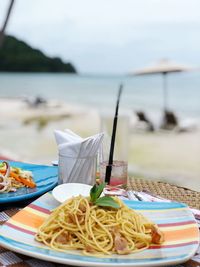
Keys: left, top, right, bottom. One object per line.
{"left": 163, "top": 72, "right": 168, "bottom": 112}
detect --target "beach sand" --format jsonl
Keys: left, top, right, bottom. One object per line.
{"left": 129, "top": 131, "right": 200, "bottom": 191}
{"left": 0, "top": 98, "right": 200, "bottom": 192}
{"left": 0, "top": 98, "right": 100, "bottom": 162}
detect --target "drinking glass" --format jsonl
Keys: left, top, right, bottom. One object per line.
{"left": 99, "top": 112, "right": 130, "bottom": 187}
{"left": 99, "top": 160, "right": 128, "bottom": 187}
{"left": 99, "top": 112, "right": 130, "bottom": 162}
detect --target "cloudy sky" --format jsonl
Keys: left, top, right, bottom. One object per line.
{"left": 0, "top": 0, "right": 200, "bottom": 74}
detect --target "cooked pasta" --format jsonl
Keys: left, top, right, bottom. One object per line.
{"left": 35, "top": 195, "right": 164, "bottom": 255}
{"left": 0, "top": 161, "right": 36, "bottom": 193}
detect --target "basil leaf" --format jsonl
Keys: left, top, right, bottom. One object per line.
{"left": 95, "top": 196, "right": 120, "bottom": 209}
{"left": 95, "top": 182, "right": 106, "bottom": 199}
{"left": 90, "top": 182, "right": 106, "bottom": 203}
{"left": 90, "top": 184, "right": 98, "bottom": 203}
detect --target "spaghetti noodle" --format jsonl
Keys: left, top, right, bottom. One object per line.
{"left": 36, "top": 195, "right": 164, "bottom": 255}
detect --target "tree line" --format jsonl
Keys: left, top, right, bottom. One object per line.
{"left": 0, "top": 35, "right": 77, "bottom": 73}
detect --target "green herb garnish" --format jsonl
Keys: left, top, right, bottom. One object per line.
{"left": 90, "top": 183, "right": 120, "bottom": 209}
{"left": 0, "top": 162, "right": 5, "bottom": 168}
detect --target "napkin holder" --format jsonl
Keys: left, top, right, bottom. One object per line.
{"left": 58, "top": 152, "right": 97, "bottom": 185}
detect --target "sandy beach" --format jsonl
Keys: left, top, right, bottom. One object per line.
{"left": 0, "top": 98, "right": 200, "bottom": 192}
{"left": 0, "top": 98, "right": 101, "bottom": 162}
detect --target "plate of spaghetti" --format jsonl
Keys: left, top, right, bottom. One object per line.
{"left": 36, "top": 193, "right": 165, "bottom": 256}
{"left": 0, "top": 160, "right": 58, "bottom": 204}
{"left": 0, "top": 184, "right": 199, "bottom": 266}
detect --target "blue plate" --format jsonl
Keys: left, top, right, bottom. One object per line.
{"left": 0, "top": 161, "right": 58, "bottom": 204}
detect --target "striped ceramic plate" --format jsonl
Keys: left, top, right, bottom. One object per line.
{"left": 0, "top": 192, "right": 199, "bottom": 267}
{"left": 0, "top": 161, "right": 58, "bottom": 203}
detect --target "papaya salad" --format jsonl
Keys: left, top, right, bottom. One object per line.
{"left": 0, "top": 161, "right": 36, "bottom": 193}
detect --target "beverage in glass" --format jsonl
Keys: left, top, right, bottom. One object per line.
{"left": 99, "top": 160, "right": 128, "bottom": 187}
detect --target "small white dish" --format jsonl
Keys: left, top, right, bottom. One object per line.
{"left": 52, "top": 183, "right": 92, "bottom": 203}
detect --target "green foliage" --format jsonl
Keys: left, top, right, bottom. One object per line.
{"left": 90, "top": 183, "right": 120, "bottom": 209}
{"left": 90, "top": 182, "right": 106, "bottom": 203}
{"left": 23, "top": 113, "right": 72, "bottom": 130}
{"left": 0, "top": 35, "right": 77, "bottom": 73}
{"left": 95, "top": 196, "right": 120, "bottom": 209}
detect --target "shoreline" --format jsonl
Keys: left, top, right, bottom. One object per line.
{"left": 0, "top": 98, "right": 200, "bottom": 192}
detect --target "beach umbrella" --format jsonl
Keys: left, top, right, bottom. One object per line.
{"left": 133, "top": 59, "right": 190, "bottom": 112}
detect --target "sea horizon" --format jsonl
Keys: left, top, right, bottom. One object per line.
{"left": 1, "top": 72, "right": 200, "bottom": 122}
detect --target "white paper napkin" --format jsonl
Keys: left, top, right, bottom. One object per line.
{"left": 54, "top": 129, "right": 104, "bottom": 184}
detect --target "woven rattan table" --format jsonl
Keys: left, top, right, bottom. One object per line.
{"left": 127, "top": 177, "right": 200, "bottom": 211}
{"left": 0, "top": 177, "right": 200, "bottom": 267}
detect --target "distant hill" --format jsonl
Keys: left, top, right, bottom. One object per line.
{"left": 0, "top": 35, "right": 77, "bottom": 73}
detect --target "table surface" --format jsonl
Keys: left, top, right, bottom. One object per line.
{"left": 0, "top": 177, "right": 200, "bottom": 267}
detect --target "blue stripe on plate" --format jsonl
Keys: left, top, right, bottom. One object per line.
{"left": 0, "top": 235, "right": 191, "bottom": 265}
{"left": 124, "top": 200, "right": 187, "bottom": 210}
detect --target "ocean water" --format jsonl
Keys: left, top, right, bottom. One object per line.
{"left": 0, "top": 72, "right": 200, "bottom": 120}
{"left": 0, "top": 72, "right": 200, "bottom": 189}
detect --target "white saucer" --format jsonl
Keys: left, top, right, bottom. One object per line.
{"left": 52, "top": 183, "right": 92, "bottom": 203}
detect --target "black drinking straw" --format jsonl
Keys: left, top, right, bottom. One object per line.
{"left": 105, "top": 84, "right": 123, "bottom": 184}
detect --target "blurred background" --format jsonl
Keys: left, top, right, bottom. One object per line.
{"left": 0, "top": 0, "right": 200, "bottom": 191}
